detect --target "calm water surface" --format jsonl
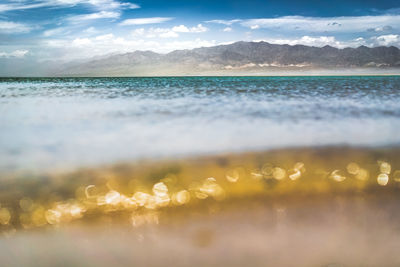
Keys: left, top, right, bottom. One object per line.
{"left": 1, "top": 76, "right": 399, "bottom": 171}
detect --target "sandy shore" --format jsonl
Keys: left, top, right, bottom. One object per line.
{"left": 1, "top": 146, "right": 400, "bottom": 266}
{"left": 1, "top": 193, "right": 400, "bottom": 266}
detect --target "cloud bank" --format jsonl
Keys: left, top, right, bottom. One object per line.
{"left": 240, "top": 15, "right": 400, "bottom": 33}
{"left": 119, "top": 17, "right": 173, "bottom": 26}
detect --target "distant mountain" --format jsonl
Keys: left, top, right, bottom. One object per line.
{"left": 55, "top": 41, "right": 400, "bottom": 76}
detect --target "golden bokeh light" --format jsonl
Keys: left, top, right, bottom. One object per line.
{"left": 288, "top": 169, "right": 301, "bottom": 181}
{"left": 173, "top": 190, "right": 191, "bottom": 205}
{"left": 250, "top": 169, "right": 263, "bottom": 180}
{"left": 0, "top": 152, "right": 397, "bottom": 232}
{"left": 330, "top": 170, "right": 346, "bottom": 182}
{"left": 272, "top": 167, "right": 286, "bottom": 180}
{"left": 377, "top": 173, "right": 389, "bottom": 186}
{"left": 394, "top": 170, "right": 400, "bottom": 182}
{"left": 355, "top": 168, "right": 369, "bottom": 181}
{"left": 153, "top": 182, "right": 168, "bottom": 196}
{"left": 294, "top": 162, "right": 306, "bottom": 173}
{"left": 379, "top": 161, "right": 391, "bottom": 175}
{"left": 105, "top": 190, "right": 121, "bottom": 205}
{"left": 226, "top": 169, "right": 240, "bottom": 183}
{"left": 0, "top": 208, "right": 11, "bottom": 225}
{"left": 346, "top": 162, "right": 360, "bottom": 175}
{"left": 261, "top": 163, "right": 274, "bottom": 177}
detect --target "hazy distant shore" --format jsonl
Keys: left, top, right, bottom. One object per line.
{"left": 2, "top": 70, "right": 400, "bottom": 78}
{"left": 54, "top": 68, "right": 400, "bottom": 77}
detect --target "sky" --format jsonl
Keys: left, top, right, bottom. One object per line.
{"left": 1, "top": 0, "right": 400, "bottom": 74}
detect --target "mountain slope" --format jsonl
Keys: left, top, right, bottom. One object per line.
{"left": 56, "top": 41, "right": 400, "bottom": 76}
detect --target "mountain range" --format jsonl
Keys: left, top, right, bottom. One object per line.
{"left": 56, "top": 41, "right": 400, "bottom": 76}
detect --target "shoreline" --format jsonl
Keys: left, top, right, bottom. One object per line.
{"left": 2, "top": 191, "right": 400, "bottom": 266}
{"left": 1, "top": 145, "right": 400, "bottom": 265}
{"left": 2, "top": 144, "right": 400, "bottom": 176}
{"left": 1, "top": 145, "right": 399, "bottom": 231}
{"left": 1, "top": 73, "right": 400, "bottom": 78}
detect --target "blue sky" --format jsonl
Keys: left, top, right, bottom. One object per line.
{"left": 1, "top": 0, "right": 400, "bottom": 64}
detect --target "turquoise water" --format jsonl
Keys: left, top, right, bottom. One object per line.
{"left": 1, "top": 76, "right": 400, "bottom": 171}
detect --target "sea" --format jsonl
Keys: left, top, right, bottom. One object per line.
{"left": 1, "top": 76, "right": 400, "bottom": 172}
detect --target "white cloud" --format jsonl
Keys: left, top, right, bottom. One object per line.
{"left": 118, "top": 2, "right": 140, "bottom": 9}
{"left": 223, "top": 27, "right": 232, "bottom": 32}
{"left": 256, "top": 34, "right": 400, "bottom": 48}
{"left": 250, "top": 25, "right": 259, "bottom": 30}
{"left": 68, "top": 11, "right": 120, "bottom": 21}
{"left": 131, "top": 28, "right": 145, "bottom": 36}
{"left": 132, "top": 24, "right": 208, "bottom": 39}
{"left": 241, "top": 15, "right": 400, "bottom": 33}
{"left": 0, "top": 2, "right": 48, "bottom": 12}
{"left": 256, "top": 35, "right": 374, "bottom": 48}
{"left": 0, "top": 0, "right": 139, "bottom": 12}
{"left": 0, "top": 49, "right": 29, "bottom": 58}
{"left": 82, "top": 0, "right": 139, "bottom": 10}
{"left": 43, "top": 27, "right": 67, "bottom": 37}
{"left": 353, "top": 37, "right": 367, "bottom": 46}
{"left": 0, "top": 21, "right": 31, "bottom": 33}
{"left": 372, "top": 34, "right": 400, "bottom": 46}
{"left": 206, "top": 19, "right": 242, "bottom": 25}
{"left": 264, "top": 36, "right": 342, "bottom": 47}
{"left": 83, "top": 26, "right": 98, "bottom": 34}
{"left": 159, "top": 31, "right": 179, "bottom": 38}
{"left": 145, "top": 28, "right": 179, "bottom": 38}
{"left": 42, "top": 35, "right": 217, "bottom": 60}
{"left": 95, "top": 33, "right": 114, "bottom": 40}
{"left": 368, "top": 25, "right": 393, "bottom": 32}
{"left": 71, "top": 37, "right": 92, "bottom": 46}
{"left": 171, "top": 25, "right": 189, "bottom": 32}
{"left": 189, "top": 24, "right": 207, "bottom": 33}
{"left": 119, "top": 17, "right": 173, "bottom": 26}
{"left": 171, "top": 24, "right": 208, "bottom": 33}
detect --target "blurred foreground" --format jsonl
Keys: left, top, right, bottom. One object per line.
{"left": 1, "top": 146, "right": 400, "bottom": 266}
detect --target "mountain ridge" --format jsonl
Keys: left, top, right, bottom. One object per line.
{"left": 56, "top": 41, "right": 400, "bottom": 76}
